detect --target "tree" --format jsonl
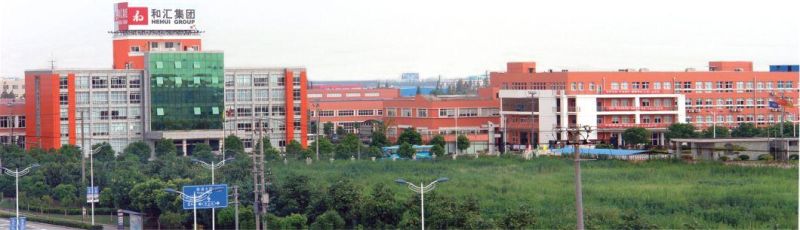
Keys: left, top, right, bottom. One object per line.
{"left": 457, "top": 134, "right": 470, "bottom": 153}
{"left": 323, "top": 122, "right": 335, "bottom": 137}
{"left": 154, "top": 138, "right": 177, "bottom": 158}
{"left": 397, "top": 128, "right": 422, "bottom": 145}
{"left": 764, "top": 122, "right": 795, "bottom": 137}
{"left": 273, "top": 174, "right": 315, "bottom": 216}
{"left": 431, "top": 144, "right": 445, "bottom": 157}
{"left": 224, "top": 135, "right": 244, "bottom": 157}
{"left": 397, "top": 143, "right": 415, "bottom": 158}
{"left": 192, "top": 143, "right": 214, "bottom": 162}
{"left": 360, "top": 183, "right": 402, "bottom": 228}
{"left": 701, "top": 126, "right": 731, "bottom": 138}
{"left": 53, "top": 183, "right": 77, "bottom": 215}
{"left": 335, "top": 134, "right": 360, "bottom": 159}
{"left": 428, "top": 135, "right": 446, "bottom": 148}
{"left": 311, "top": 210, "right": 345, "bottom": 230}
{"left": 665, "top": 123, "right": 698, "bottom": 140}
{"left": 367, "top": 146, "right": 383, "bottom": 158}
{"left": 129, "top": 179, "right": 168, "bottom": 226}
{"left": 286, "top": 140, "right": 303, "bottom": 156}
{"left": 622, "top": 127, "right": 651, "bottom": 147}
{"left": 123, "top": 141, "right": 152, "bottom": 163}
{"left": 731, "top": 123, "right": 762, "bottom": 137}
{"left": 92, "top": 142, "right": 116, "bottom": 162}
{"left": 328, "top": 179, "right": 362, "bottom": 227}
{"left": 336, "top": 126, "right": 347, "bottom": 136}
{"left": 0, "top": 90, "right": 16, "bottom": 99}
{"left": 309, "top": 137, "right": 335, "bottom": 159}
{"left": 370, "top": 132, "right": 389, "bottom": 148}
{"left": 280, "top": 213, "right": 308, "bottom": 229}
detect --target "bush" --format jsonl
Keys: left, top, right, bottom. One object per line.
{"left": 757, "top": 154, "right": 773, "bottom": 161}
{"left": 737, "top": 155, "right": 750, "bottom": 161}
{"left": 790, "top": 154, "right": 799, "bottom": 160}
{"left": 0, "top": 212, "right": 101, "bottom": 229}
{"left": 719, "top": 156, "right": 729, "bottom": 161}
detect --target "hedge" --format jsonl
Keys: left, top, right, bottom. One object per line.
{"left": 0, "top": 212, "right": 103, "bottom": 229}
{"left": 17, "top": 204, "right": 116, "bottom": 215}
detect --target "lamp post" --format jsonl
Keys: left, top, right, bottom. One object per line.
{"left": 191, "top": 157, "right": 235, "bottom": 230}
{"left": 164, "top": 188, "right": 218, "bottom": 230}
{"left": 88, "top": 146, "right": 105, "bottom": 225}
{"left": 394, "top": 177, "right": 449, "bottom": 230}
{"left": 2, "top": 163, "right": 40, "bottom": 230}
{"left": 707, "top": 109, "right": 717, "bottom": 138}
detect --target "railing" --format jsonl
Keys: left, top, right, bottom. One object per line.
{"left": 597, "top": 123, "right": 670, "bottom": 129}
{"left": 598, "top": 106, "right": 677, "bottom": 112}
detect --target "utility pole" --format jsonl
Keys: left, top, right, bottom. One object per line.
{"left": 233, "top": 185, "right": 239, "bottom": 230}
{"left": 80, "top": 111, "right": 86, "bottom": 222}
{"left": 563, "top": 125, "right": 593, "bottom": 230}
{"left": 529, "top": 91, "right": 537, "bottom": 150}
{"left": 251, "top": 121, "right": 261, "bottom": 230}
{"left": 315, "top": 101, "right": 320, "bottom": 161}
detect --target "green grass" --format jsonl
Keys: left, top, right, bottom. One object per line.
{"left": 269, "top": 156, "right": 798, "bottom": 229}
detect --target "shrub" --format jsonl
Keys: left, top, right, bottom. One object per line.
{"left": 719, "top": 156, "right": 729, "bottom": 161}
{"left": 790, "top": 154, "right": 799, "bottom": 160}
{"left": 757, "top": 154, "right": 773, "bottom": 161}
{"left": 737, "top": 155, "right": 750, "bottom": 161}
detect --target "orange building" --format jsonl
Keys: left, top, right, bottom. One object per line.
{"left": 492, "top": 61, "right": 799, "bottom": 148}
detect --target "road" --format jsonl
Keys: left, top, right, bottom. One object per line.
{"left": 0, "top": 217, "right": 82, "bottom": 230}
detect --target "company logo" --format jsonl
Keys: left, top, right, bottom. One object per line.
{"left": 127, "top": 7, "right": 148, "bottom": 25}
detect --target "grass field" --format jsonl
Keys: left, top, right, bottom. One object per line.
{"left": 270, "top": 156, "right": 798, "bottom": 229}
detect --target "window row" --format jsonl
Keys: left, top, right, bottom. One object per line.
{"left": 687, "top": 114, "right": 795, "bottom": 123}
{"left": 0, "top": 116, "right": 25, "bottom": 128}
{"left": 224, "top": 74, "right": 286, "bottom": 87}
{"left": 74, "top": 76, "right": 142, "bottom": 89}
{"left": 224, "top": 89, "right": 285, "bottom": 102}
{"left": 312, "top": 109, "right": 384, "bottom": 117}
{"left": 78, "top": 92, "right": 142, "bottom": 104}
{"left": 385, "top": 108, "right": 500, "bottom": 118}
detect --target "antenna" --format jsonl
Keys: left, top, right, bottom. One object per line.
{"left": 49, "top": 53, "right": 56, "bottom": 70}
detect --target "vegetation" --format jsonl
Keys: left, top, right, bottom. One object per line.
{"left": 397, "top": 128, "right": 422, "bottom": 145}
{"left": 622, "top": 127, "right": 651, "bottom": 147}
{"left": 1, "top": 137, "right": 797, "bottom": 229}
{"left": 701, "top": 126, "right": 731, "bottom": 138}
{"left": 665, "top": 123, "right": 698, "bottom": 140}
{"left": 731, "top": 123, "right": 762, "bottom": 137}
{"left": 456, "top": 134, "right": 470, "bottom": 153}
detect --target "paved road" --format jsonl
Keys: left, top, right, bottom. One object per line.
{"left": 0, "top": 217, "right": 82, "bottom": 230}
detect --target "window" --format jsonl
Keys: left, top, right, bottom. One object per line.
{"left": 156, "top": 108, "right": 164, "bottom": 116}
{"left": 76, "top": 76, "right": 90, "bottom": 89}
{"left": 151, "top": 42, "right": 158, "bottom": 48}
{"left": 641, "top": 99, "right": 650, "bottom": 107}
{"left": 236, "top": 75, "right": 251, "bottom": 86}
{"left": 401, "top": 108, "right": 412, "bottom": 117}
{"left": 271, "top": 106, "right": 286, "bottom": 116}
{"left": 0, "top": 117, "right": 10, "bottom": 128}
{"left": 237, "top": 122, "right": 253, "bottom": 131}
{"left": 77, "top": 92, "right": 89, "bottom": 105}
{"left": 459, "top": 108, "right": 478, "bottom": 117}
{"left": 237, "top": 90, "right": 252, "bottom": 101}
{"left": 91, "top": 92, "right": 108, "bottom": 104}
{"left": 111, "top": 108, "right": 127, "bottom": 120}
{"left": 255, "top": 106, "right": 269, "bottom": 116}
{"left": 439, "top": 108, "right": 455, "bottom": 117}
{"left": 225, "top": 90, "right": 235, "bottom": 102}
{"left": 358, "top": 110, "right": 374, "bottom": 116}
{"left": 318, "top": 110, "right": 334, "bottom": 117}
{"left": 212, "top": 107, "right": 220, "bottom": 115}
{"left": 59, "top": 93, "right": 68, "bottom": 105}
{"left": 254, "top": 75, "right": 269, "bottom": 86}
{"left": 632, "top": 82, "right": 640, "bottom": 89}
{"left": 696, "top": 116, "right": 703, "bottom": 123}
{"left": 653, "top": 82, "right": 661, "bottom": 89}
{"left": 338, "top": 110, "right": 355, "bottom": 116}
{"left": 194, "top": 107, "right": 202, "bottom": 115}
{"left": 663, "top": 82, "right": 671, "bottom": 89}
{"left": 387, "top": 108, "right": 397, "bottom": 117}
{"left": 642, "top": 116, "right": 650, "bottom": 123}
{"left": 766, "top": 82, "right": 773, "bottom": 89}
{"left": 92, "top": 123, "right": 109, "bottom": 136}
{"left": 165, "top": 42, "right": 175, "bottom": 49}
{"left": 589, "top": 83, "right": 596, "bottom": 91}
{"left": 91, "top": 76, "right": 107, "bottom": 88}
{"left": 129, "top": 76, "right": 141, "bottom": 88}
{"left": 417, "top": 109, "right": 428, "bottom": 117}
{"left": 156, "top": 61, "right": 163, "bottom": 69}
{"left": 277, "top": 77, "right": 285, "bottom": 86}
{"left": 611, "top": 82, "right": 619, "bottom": 90}
{"left": 481, "top": 108, "right": 500, "bottom": 116}
{"left": 621, "top": 82, "right": 628, "bottom": 89}
{"left": 654, "top": 116, "right": 662, "bottom": 123}
{"left": 346, "top": 93, "right": 360, "bottom": 97}
{"left": 110, "top": 91, "right": 126, "bottom": 104}
{"left": 365, "top": 92, "right": 379, "bottom": 97}
{"left": 570, "top": 82, "right": 577, "bottom": 90}
{"left": 130, "top": 46, "right": 140, "bottom": 52}
{"left": 612, "top": 116, "right": 619, "bottom": 124}
{"left": 237, "top": 106, "right": 253, "bottom": 117}
{"left": 578, "top": 82, "right": 584, "bottom": 90}
{"left": 130, "top": 107, "right": 141, "bottom": 119}
{"left": 225, "top": 75, "right": 234, "bottom": 87}
{"left": 255, "top": 89, "right": 268, "bottom": 100}
{"left": 293, "top": 89, "right": 301, "bottom": 100}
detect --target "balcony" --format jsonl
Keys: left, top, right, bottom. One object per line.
{"left": 598, "top": 106, "right": 677, "bottom": 112}
{"left": 597, "top": 123, "right": 670, "bottom": 129}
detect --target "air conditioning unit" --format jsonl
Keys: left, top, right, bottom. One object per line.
{"left": 734, "top": 68, "right": 743, "bottom": 72}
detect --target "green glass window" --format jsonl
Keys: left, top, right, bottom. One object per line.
{"left": 156, "top": 61, "right": 163, "bottom": 69}
{"left": 147, "top": 52, "right": 225, "bottom": 131}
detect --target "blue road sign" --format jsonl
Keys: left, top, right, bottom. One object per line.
{"left": 181, "top": 184, "right": 228, "bottom": 210}
{"left": 9, "top": 217, "right": 26, "bottom": 230}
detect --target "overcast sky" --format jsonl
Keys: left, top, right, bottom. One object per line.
{"left": 1, "top": 0, "right": 798, "bottom": 80}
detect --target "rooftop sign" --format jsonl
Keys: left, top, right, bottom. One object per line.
{"left": 115, "top": 2, "right": 198, "bottom": 31}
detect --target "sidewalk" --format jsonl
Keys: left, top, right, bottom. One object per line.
{"left": 0, "top": 208, "right": 115, "bottom": 229}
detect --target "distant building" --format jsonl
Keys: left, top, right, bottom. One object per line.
{"left": 1, "top": 78, "right": 25, "bottom": 99}
{"left": 401, "top": 73, "right": 420, "bottom": 82}
{"left": 1, "top": 98, "right": 25, "bottom": 148}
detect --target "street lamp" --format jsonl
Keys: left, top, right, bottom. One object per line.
{"left": 87, "top": 146, "right": 105, "bottom": 225}
{"left": 706, "top": 109, "right": 718, "bottom": 138}
{"left": 164, "top": 188, "right": 219, "bottom": 230}
{"left": 190, "top": 157, "right": 234, "bottom": 230}
{"left": 2, "top": 163, "right": 40, "bottom": 230}
{"left": 394, "top": 177, "right": 449, "bottom": 230}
